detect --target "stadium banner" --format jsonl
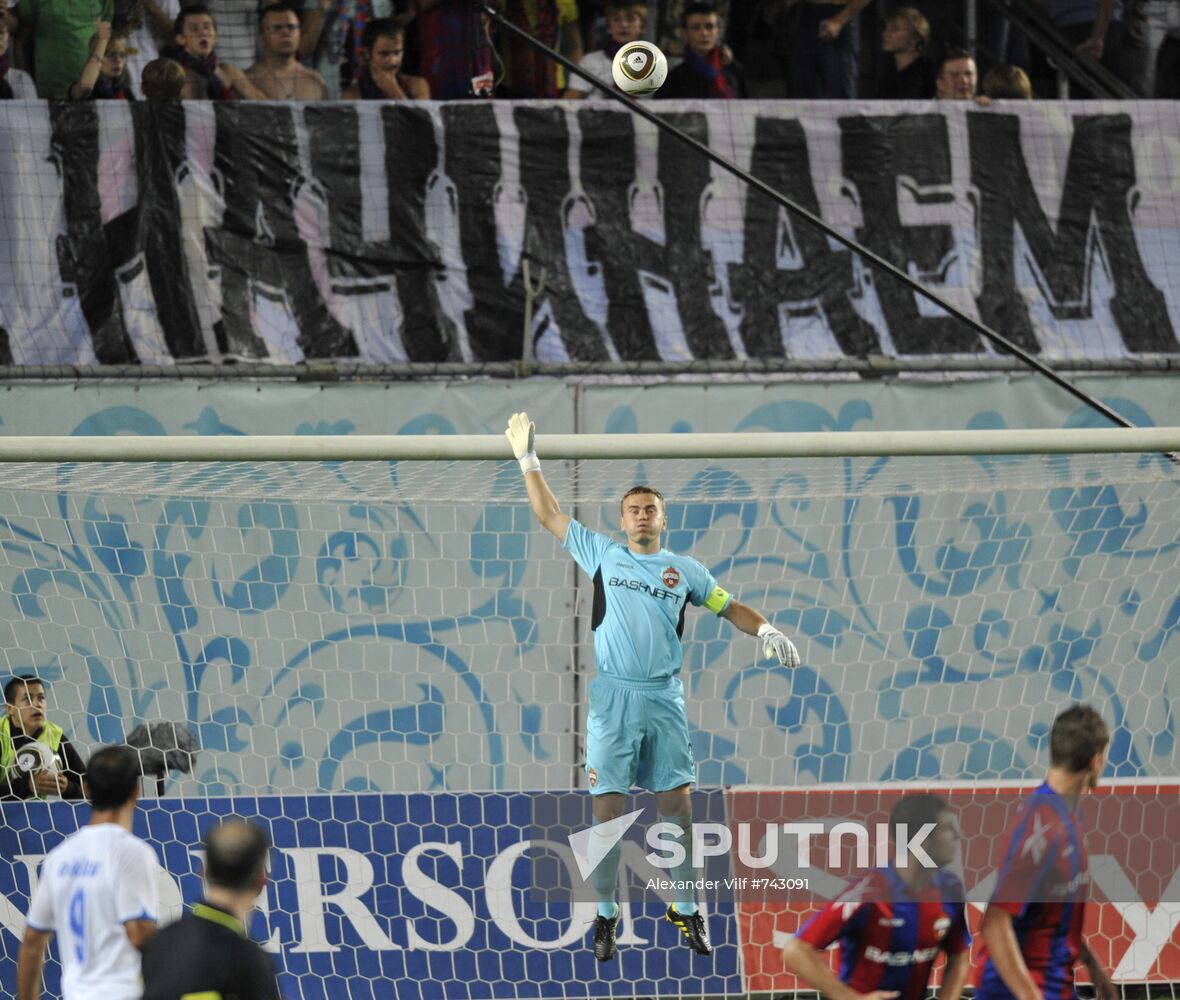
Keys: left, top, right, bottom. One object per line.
{"left": 736, "top": 783, "right": 1180, "bottom": 992}
{"left": 5, "top": 785, "right": 1180, "bottom": 998}
{"left": 0, "top": 794, "right": 742, "bottom": 1000}
{"left": 1, "top": 100, "right": 1179, "bottom": 366}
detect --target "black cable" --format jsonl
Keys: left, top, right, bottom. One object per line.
{"left": 478, "top": 1, "right": 1135, "bottom": 430}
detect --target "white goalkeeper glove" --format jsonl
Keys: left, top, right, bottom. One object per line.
{"left": 757, "top": 623, "right": 800, "bottom": 668}
{"left": 506, "top": 412, "right": 540, "bottom": 474}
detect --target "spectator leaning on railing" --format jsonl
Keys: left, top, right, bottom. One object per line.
{"left": 1, "top": 675, "right": 86, "bottom": 801}
{"left": 935, "top": 46, "right": 988, "bottom": 102}
{"left": 247, "top": 1, "right": 327, "bottom": 98}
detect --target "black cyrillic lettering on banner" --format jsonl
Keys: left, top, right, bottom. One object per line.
{"left": 654, "top": 113, "right": 733, "bottom": 358}
{"left": 514, "top": 106, "right": 610, "bottom": 361}
{"left": 840, "top": 114, "right": 980, "bottom": 353}
{"left": 578, "top": 109, "right": 732, "bottom": 361}
{"left": 130, "top": 103, "right": 205, "bottom": 358}
{"left": 304, "top": 102, "right": 382, "bottom": 275}
{"left": 206, "top": 104, "right": 355, "bottom": 359}
{"left": 970, "top": 112, "right": 1176, "bottom": 353}
{"left": 50, "top": 104, "right": 135, "bottom": 363}
{"left": 577, "top": 109, "right": 658, "bottom": 360}
{"left": 305, "top": 104, "right": 456, "bottom": 361}
{"left": 441, "top": 104, "right": 525, "bottom": 361}
{"left": 728, "top": 116, "right": 878, "bottom": 358}
{"left": 381, "top": 105, "right": 457, "bottom": 361}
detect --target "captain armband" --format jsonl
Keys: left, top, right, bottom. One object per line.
{"left": 704, "top": 585, "right": 731, "bottom": 615}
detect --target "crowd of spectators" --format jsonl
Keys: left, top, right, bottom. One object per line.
{"left": 0, "top": 0, "right": 1175, "bottom": 102}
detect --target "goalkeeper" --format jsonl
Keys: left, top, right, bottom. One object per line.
{"left": 506, "top": 412, "right": 801, "bottom": 962}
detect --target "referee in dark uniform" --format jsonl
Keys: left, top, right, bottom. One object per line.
{"left": 142, "top": 819, "right": 281, "bottom": 1000}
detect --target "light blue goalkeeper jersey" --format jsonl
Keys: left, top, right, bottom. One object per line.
{"left": 561, "top": 518, "right": 732, "bottom": 682}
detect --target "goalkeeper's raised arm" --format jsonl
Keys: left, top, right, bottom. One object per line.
{"left": 506, "top": 411, "right": 571, "bottom": 540}
{"left": 505, "top": 409, "right": 800, "bottom": 962}
{"left": 504, "top": 411, "right": 799, "bottom": 669}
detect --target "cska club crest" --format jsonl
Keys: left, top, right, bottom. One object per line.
{"left": 662, "top": 567, "right": 680, "bottom": 588}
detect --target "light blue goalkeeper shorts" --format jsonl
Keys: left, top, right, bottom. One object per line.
{"left": 584, "top": 675, "right": 695, "bottom": 795}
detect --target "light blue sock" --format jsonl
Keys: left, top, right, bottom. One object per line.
{"left": 590, "top": 820, "right": 622, "bottom": 920}
{"left": 659, "top": 813, "right": 697, "bottom": 916}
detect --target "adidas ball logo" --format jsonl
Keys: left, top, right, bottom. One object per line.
{"left": 620, "top": 46, "right": 655, "bottom": 81}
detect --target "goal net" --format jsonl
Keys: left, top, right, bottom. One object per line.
{"left": 0, "top": 436, "right": 1177, "bottom": 999}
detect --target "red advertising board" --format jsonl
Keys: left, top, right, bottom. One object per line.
{"left": 730, "top": 781, "right": 1180, "bottom": 993}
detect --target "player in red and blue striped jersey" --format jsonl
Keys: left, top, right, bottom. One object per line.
{"left": 977, "top": 704, "right": 1117, "bottom": 1000}
{"left": 782, "top": 794, "right": 970, "bottom": 1000}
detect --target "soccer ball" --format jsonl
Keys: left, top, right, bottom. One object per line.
{"left": 611, "top": 41, "right": 668, "bottom": 96}
{"left": 13, "top": 737, "right": 55, "bottom": 775}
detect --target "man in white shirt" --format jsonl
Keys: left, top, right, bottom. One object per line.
{"left": 16, "top": 744, "right": 159, "bottom": 1000}
{"left": 124, "top": 0, "right": 181, "bottom": 96}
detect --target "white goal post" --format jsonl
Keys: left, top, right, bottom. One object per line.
{"left": 0, "top": 426, "right": 1177, "bottom": 461}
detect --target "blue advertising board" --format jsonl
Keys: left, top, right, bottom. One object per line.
{"left": 0, "top": 793, "right": 740, "bottom": 999}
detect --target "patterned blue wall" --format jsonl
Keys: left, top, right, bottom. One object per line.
{"left": 0, "top": 377, "right": 1175, "bottom": 797}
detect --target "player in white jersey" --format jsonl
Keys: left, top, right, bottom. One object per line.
{"left": 17, "top": 745, "right": 159, "bottom": 1000}
{"left": 507, "top": 412, "right": 802, "bottom": 960}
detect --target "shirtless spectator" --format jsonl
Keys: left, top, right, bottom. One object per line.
{"left": 247, "top": 1, "right": 328, "bottom": 99}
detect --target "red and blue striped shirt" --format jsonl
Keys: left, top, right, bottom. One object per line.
{"left": 976, "top": 782, "right": 1089, "bottom": 1000}
{"left": 796, "top": 866, "right": 970, "bottom": 1000}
